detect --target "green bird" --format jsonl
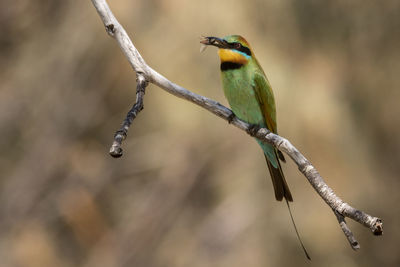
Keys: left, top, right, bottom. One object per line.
{"left": 201, "top": 35, "right": 310, "bottom": 259}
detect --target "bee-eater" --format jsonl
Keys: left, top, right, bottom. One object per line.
{"left": 201, "top": 35, "right": 310, "bottom": 259}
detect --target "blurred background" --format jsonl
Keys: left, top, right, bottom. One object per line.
{"left": 0, "top": 0, "right": 399, "bottom": 266}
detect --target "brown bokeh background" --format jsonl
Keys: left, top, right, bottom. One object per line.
{"left": 1, "top": 0, "right": 399, "bottom": 266}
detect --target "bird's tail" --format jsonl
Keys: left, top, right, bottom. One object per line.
{"left": 264, "top": 150, "right": 311, "bottom": 260}
{"left": 265, "top": 152, "right": 292, "bottom": 201}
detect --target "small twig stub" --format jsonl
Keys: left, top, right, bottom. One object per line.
{"left": 106, "top": 24, "right": 115, "bottom": 35}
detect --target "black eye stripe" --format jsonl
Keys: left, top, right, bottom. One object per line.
{"left": 229, "top": 42, "right": 252, "bottom": 57}
{"left": 239, "top": 46, "right": 252, "bottom": 56}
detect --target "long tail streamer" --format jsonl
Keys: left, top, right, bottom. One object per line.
{"left": 285, "top": 199, "right": 311, "bottom": 260}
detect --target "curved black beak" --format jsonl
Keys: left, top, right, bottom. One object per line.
{"left": 200, "top": 36, "right": 230, "bottom": 49}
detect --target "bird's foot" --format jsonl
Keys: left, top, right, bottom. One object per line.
{"left": 227, "top": 113, "right": 236, "bottom": 124}
{"left": 246, "top": 124, "right": 260, "bottom": 137}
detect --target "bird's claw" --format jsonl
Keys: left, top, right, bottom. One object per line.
{"left": 227, "top": 113, "right": 236, "bottom": 124}
{"left": 246, "top": 124, "right": 260, "bottom": 137}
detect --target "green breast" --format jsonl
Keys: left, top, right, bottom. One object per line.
{"left": 220, "top": 67, "right": 265, "bottom": 126}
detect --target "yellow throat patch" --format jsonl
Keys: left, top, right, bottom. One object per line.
{"left": 218, "top": 49, "right": 249, "bottom": 64}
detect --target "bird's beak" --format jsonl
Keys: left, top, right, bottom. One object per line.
{"left": 200, "top": 36, "right": 229, "bottom": 49}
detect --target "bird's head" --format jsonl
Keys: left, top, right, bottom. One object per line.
{"left": 200, "top": 35, "right": 253, "bottom": 65}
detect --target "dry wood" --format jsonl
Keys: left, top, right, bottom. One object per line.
{"left": 91, "top": 0, "right": 383, "bottom": 251}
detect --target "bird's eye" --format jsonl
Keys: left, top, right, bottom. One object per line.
{"left": 234, "top": 43, "right": 241, "bottom": 49}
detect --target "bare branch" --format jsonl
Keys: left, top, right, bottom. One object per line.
{"left": 91, "top": 0, "right": 383, "bottom": 250}
{"left": 109, "top": 74, "right": 147, "bottom": 157}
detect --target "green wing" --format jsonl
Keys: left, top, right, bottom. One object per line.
{"left": 252, "top": 70, "right": 277, "bottom": 134}
{"left": 252, "top": 68, "right": 286, "bottom": 161}
{"left": 252, "top": 68, "right": 292, "bottom": 201}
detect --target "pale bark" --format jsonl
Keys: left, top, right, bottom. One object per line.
{"left": 90, "top": 0, "right": 383, "bottom": 250}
